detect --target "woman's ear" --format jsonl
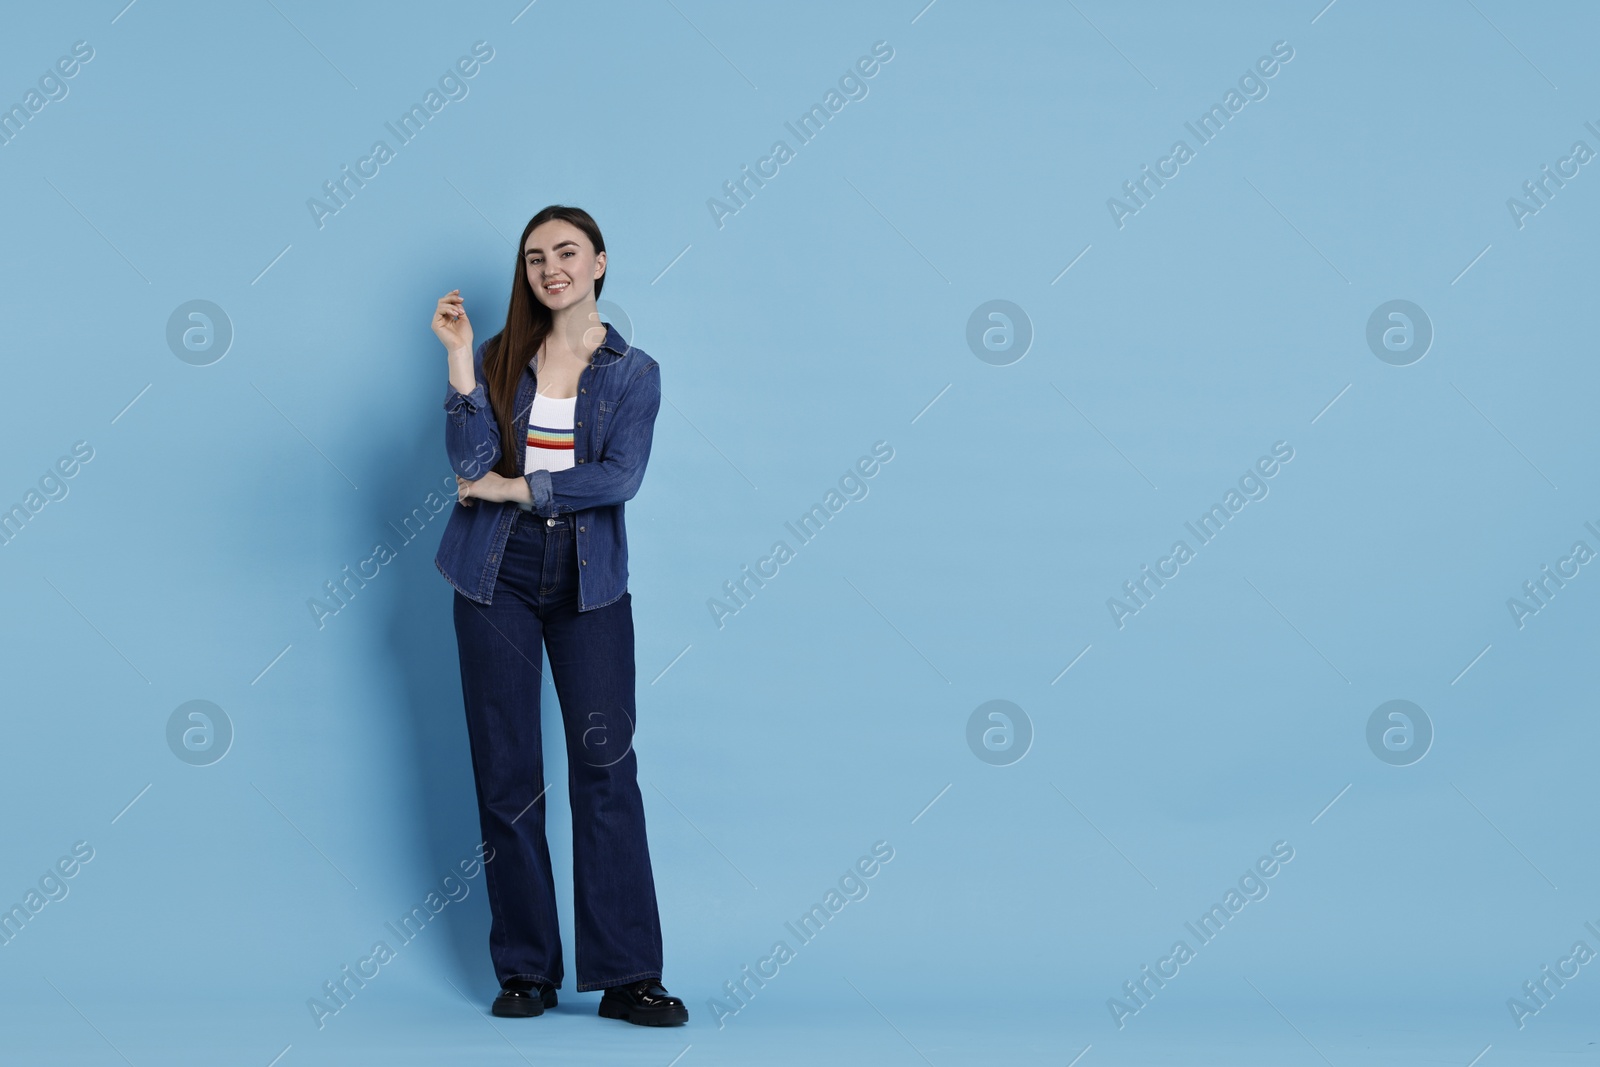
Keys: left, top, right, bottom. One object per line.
{"left": 593, "top": 250, "right": 606, "bottom": 280}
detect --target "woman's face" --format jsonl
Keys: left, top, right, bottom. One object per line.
{"left": 524, "top": 219, "right": 605, "bottom": 312}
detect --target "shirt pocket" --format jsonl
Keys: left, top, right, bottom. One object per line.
{"left": 595, "top": 399, "right": 617, "bottom": 453}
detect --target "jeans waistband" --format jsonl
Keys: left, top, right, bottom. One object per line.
{"left": 512, "top": 505, "right": 573, "bottom": 535}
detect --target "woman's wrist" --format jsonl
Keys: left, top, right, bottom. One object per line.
{"left": 447, "top": 350, "right": 477, "bottom": 397}
{"left": 503, "top": 475, "right": 533, "bottom": 505}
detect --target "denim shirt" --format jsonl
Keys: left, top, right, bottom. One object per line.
{"left": 433, "top": 322, "right": 661, "bottom": 610}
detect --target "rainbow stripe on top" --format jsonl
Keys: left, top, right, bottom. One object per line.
{"left": 526, "top": 423, "right": 574, "bottom": 452}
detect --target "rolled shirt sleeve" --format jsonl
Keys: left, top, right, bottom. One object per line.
{"left": 444, "top": 339, "right": 502, "bottom": 481}
{"left": 526, "top": 361, "right": 660, "bottom": 517}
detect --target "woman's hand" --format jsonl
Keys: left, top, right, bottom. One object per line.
{"left": 431, "top": 289, "right": 473, "bottom": 353}
{"left": 455, "top": 472, "right": 493, "bottom": 506}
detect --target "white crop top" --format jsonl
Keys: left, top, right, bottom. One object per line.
{"left": 518, "top": 390, "right": 576, "bottom": 510}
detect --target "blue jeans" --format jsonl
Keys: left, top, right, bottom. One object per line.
{"left": 451, "top": 506, "right": 664, "bottom": 991}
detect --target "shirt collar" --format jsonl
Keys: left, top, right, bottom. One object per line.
{"left": 520, "top": 322, "right": 629, "bottom": 376}
{"left": 598, "top": 322, "right": 629, "bottom": 356}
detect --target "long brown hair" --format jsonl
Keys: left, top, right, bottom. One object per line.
{"left": 483, "top": 204, "right": 606, "bottom": 478}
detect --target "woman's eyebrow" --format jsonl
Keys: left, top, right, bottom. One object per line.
{"left": 524, "top": 240, "right": 579, "bottom": 256}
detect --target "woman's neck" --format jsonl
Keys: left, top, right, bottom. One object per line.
{"left": 545, "top": 300, "right": 604, "bottom": 362}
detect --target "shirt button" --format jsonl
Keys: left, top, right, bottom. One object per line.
{"left": 576, "top": 421, "right": 582, "bottom": 427}
{"left": 580, "top": 559, "right": 586, "bottom": 565}
{"left": 579, "top": 526, "right": 585, "bottom": 532}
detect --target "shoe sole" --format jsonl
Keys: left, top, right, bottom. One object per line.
{"left": 597, "top": 1000, "right": 688, "bottom": 1026}
{"left": 492, "top": 989, "right": 558, "bottom": 1018}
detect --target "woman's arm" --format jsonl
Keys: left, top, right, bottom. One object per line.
{"left": 444, "top": 338, "right": 502, "bottom": 480}
{"left": 526, "top": 361, "right": 661, "bottom": 516}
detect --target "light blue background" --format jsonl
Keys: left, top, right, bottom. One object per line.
{"left": 2, "top": 1, "right": 1597, "bottom": 1063}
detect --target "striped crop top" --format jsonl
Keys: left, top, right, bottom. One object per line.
{"left": 518, "top": 390, "right": 576, "bottom": 509}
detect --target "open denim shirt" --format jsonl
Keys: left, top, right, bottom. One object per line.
{"left": 433, "top": 322, "right": 661, "bottom": 610}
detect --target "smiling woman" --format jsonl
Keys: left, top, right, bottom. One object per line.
{"left": 428, "top": 205, "right": 687, "bottom": 1028}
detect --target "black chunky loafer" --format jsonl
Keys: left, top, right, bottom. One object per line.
{"left": 597, "top": 978, "right": 688, "bottom": 1026}
{"left": 491, "top": 977, "right": 558, "bottom": 1017}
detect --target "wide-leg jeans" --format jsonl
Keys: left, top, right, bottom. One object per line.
{"left": 451, "top": 505, "right": 664, "bottom": 992}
